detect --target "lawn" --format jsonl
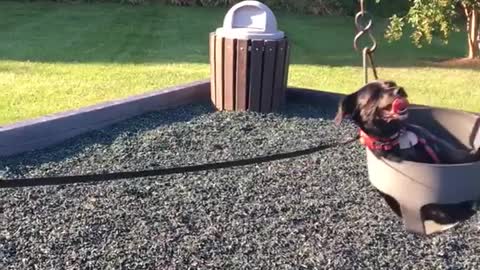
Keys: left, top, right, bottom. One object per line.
{"left": 0, "top": 1, "right": 479, "bottom": 125}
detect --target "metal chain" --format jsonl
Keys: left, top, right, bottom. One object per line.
{"left": 354, "top": 0, "right": 379, "bottom": 84}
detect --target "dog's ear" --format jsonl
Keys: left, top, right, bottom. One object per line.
{"left": 395, "top": 86, "right": 408, "bottom": 98}
{"left": 335, "top": 93, "right": 357, "bottom": 125}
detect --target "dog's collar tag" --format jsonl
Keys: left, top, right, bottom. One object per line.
{"left": 398, "top": 130, "right": 418, "bottom": 149}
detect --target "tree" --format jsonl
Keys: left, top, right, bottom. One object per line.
{"left": 384, "top": 0, "right": 480, "bottom": 59}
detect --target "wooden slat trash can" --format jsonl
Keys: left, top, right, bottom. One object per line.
{"left": 209, "top": 0, "right": 290, "bottom": 113}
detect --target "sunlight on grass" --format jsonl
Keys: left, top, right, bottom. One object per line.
{"left": 288, "top": 65, "right": 480, "bottom": 113}
{"left": 0, "top": 1, "right": 479, "bottom": 125}
{"left": 2, "top": 61, "right": 479, "bottom": 125}
{"left": 3, "top": 60, "right": 478, "bottom": 126}
{"left": 0, "top": 61, "right": 208, "bottom": 124}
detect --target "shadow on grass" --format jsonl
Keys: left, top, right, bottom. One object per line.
{"left": 0, "top": 1, "right": 475, "bottom": 70}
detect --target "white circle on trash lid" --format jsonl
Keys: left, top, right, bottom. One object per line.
{"left": 215, "top": 0, "right": 285, "bottom": 40}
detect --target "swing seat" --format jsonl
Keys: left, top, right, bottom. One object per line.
{"left": 366, "top": 105, "right": 480, "bottom": 235}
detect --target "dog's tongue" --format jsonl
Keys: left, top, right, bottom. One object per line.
{"left": 392, "top": 98, "right": 409, "bottom": 113}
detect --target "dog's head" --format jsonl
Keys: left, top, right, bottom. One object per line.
{"left": 334, "top": 80, "right": 409, "bottom": 138}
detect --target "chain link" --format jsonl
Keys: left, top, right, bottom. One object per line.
{"left": 359, "top": 0, "right": 365, "bottom": 14}
{"left": 354, "top": 0, "right": 378, "bottom": 84}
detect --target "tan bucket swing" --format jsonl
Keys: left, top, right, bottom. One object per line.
{"left": 353, "top": 0, "right": 480, "bottom": 235}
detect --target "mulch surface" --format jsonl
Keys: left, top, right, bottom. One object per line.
{"left": 1, "top": 101, "right": 480, "bottom": 269}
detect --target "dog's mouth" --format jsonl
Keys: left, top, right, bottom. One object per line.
{"left": 383, "top": 97, "right": 409, "bottom": 121}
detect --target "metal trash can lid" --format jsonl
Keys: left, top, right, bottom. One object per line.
{"left": 215, "top": 0, "right": 284, "bottom": 40}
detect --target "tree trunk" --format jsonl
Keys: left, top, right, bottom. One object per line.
{"left": 467, "top": 10, "right": 479, "bottom": 59}
{"left": 463, "top": 4, "right": 479, "bottom": 59}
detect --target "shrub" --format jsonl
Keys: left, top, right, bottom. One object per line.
{"left": 120, "top": 0, "right": 147, "bottom": 4}
{"left": 166, "top": 0, "right": 196, "bottom": 6}
{"left": 197, "top": 0, "right": 240, "bottom": 7}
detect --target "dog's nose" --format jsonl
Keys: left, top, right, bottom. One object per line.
{"left": 392, "top": 98, "right": 409, "bottom": 113}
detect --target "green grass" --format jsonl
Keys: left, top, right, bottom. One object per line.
{"left": 0, "top": 1, "right": 479, "bottom": 125}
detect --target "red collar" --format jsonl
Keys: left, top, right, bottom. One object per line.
{"left": 358, "top": 128, "right": 441, "bottom": 163}
{"left": 359, "top": 129, "right": 400, "bottom": 151}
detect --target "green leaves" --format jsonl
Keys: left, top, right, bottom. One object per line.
{"left": 384, "top": 14, "right": 405, "bottom": 42}
{"left": 384, "top": 0, "right": 465, "bottom": 47}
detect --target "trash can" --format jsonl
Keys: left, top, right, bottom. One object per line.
{"left": 209, "top": 0, "right": 290, "bottom": 113}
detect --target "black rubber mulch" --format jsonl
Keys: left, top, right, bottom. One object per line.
{"left": 1, "top": 102, "right": 479, "bottom": 270}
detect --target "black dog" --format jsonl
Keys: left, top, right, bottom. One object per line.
{"left": 334, "top": 80, "right": 479, "bottom": 224}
